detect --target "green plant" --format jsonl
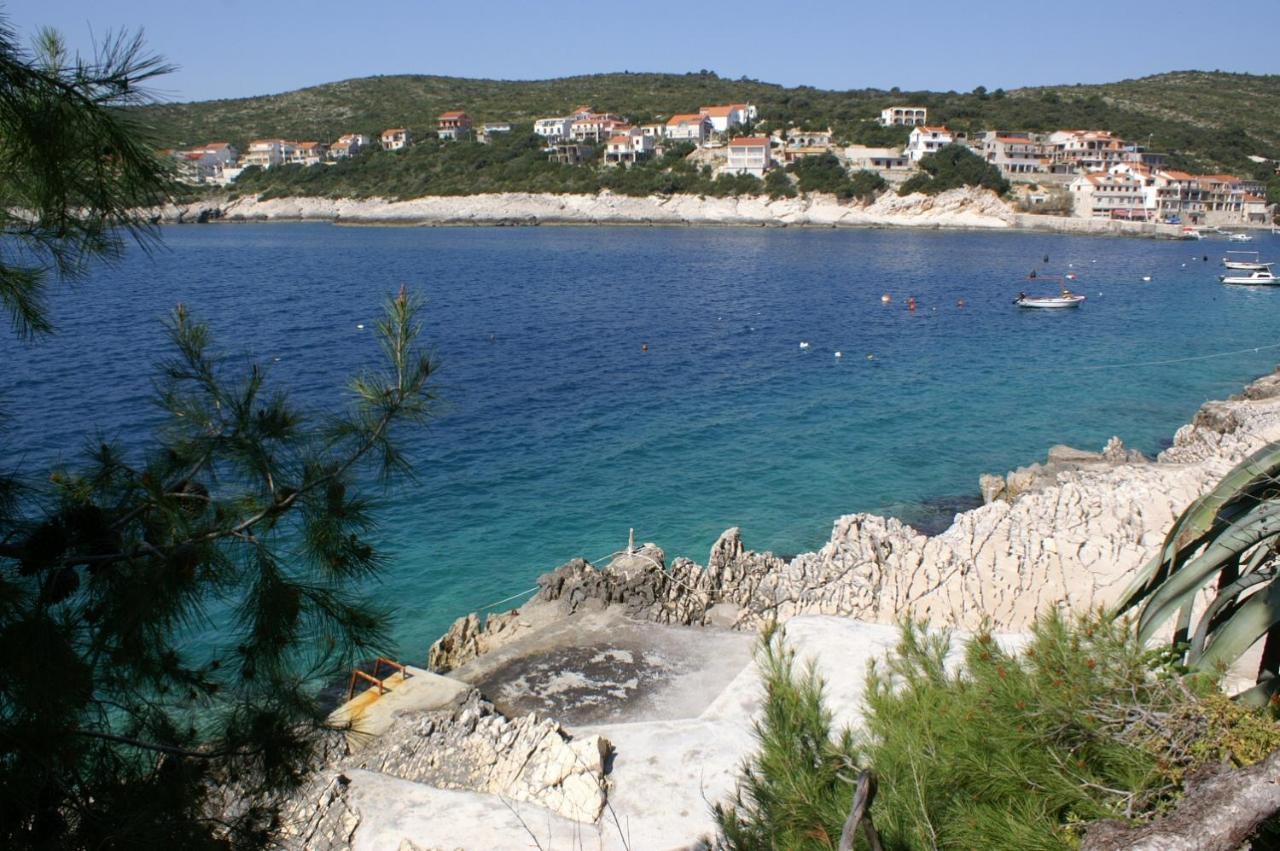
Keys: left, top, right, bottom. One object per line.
{"left": 716, "top": 611, "right": 1280, "bottom": 850}
{"left": 898, "top": 145, "right": 1010, "bottom": 197}
{"left": 1115, "top": 441, "right": 1280, "bottom": 708}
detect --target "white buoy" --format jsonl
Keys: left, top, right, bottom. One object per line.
{"left": 834, "top": 351, "right": 843, "bottom": 359}
{"left": 866, "top": 354, "right": 875, "bottom": 360}
{"left": 880, "top": 294, "right": 891, "bottom": 304}
{"left": 1142, "top": 276, "right": 1152, "bottom": 282}
{"left": 799, "top": 341, "right": 810, "bottom": 349}
{"left": 1092, "top": 259, "right": 1098, "bottom": 264}
{"left": 356, "top": 323, "right": 365, "bottom": 330}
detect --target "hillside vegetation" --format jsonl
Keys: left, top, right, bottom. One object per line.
{"left": 139, "top": 70, "right": 1280, "bottom": 175}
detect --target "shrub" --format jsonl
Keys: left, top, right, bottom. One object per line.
{"left": 716, "top": 611, "right": 1280, "bottom": 851}
{"left": 898, "top": 144, "right": 1010, "bottom": 197}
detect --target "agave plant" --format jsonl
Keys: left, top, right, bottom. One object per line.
{"left": 1115, "top": 441, "right": 1280, "bottom": 707}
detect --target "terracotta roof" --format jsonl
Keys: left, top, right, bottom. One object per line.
{"left": 438, "top": 111, "right": 469, "bottom": 120}
{"left": 917, "top": 125, "right": 951, "bottom": 134}
{"left": 700, "top": 105, "right": 735, "bottom": 116}
{"left": 382, "top": 128, "right": 407, "bottom": 135}
{"left": 667, "top": 113, "right": 706, "bottom": 126}
{"left": 1245, "top": 194, "right": 1266, "bottom": 202}
{"left": 607, "top": 135, "right": 632, "bottom": 145}
{"left": 1162, "top": 170, "right": 1195, "bottom": 181}
{"left": 729, "top": 136, "right": 770, "bottom": 147}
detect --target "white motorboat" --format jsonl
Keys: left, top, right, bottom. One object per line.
{"left": 1179, "top": 227, "right": 1204, "bottom": 240}
{"left": 1220, "top": 269, "right": 1279, "bottom": 286}
{"left": 1014, "top": 289, "right": 1086, "bottom": 308}
{"left": 1227, "top": 232, "right": 1254, "bottom": 243}
{"left": 1222, "top": 251, "right": 1273, "bottom": 271}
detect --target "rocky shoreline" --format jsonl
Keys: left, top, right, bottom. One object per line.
{"left": 158, "top": 187, "right": 1187, "bottom": 238}
{"left": 273, "top": 368, "right": 1280, "bottom": 850}
{"left": 430, "top": 366, "right": 1280, "bottom": 669}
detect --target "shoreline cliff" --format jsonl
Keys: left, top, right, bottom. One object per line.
{"left": 158, "top": 187, "right": 1190, "bottom": 238}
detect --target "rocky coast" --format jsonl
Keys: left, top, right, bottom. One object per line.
{"left": 159, "top": 186, "right": 1186, "bottom": 237}
{"left": 272, "top": 368, "right": 1280, "bottom": 850}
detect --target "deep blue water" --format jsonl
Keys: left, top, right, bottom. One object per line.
{"left": 3, "top": 223, "right": 1280, "bottom": 658}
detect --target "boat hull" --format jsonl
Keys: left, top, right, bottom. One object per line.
{"left": 1015, "top": 296, "right": 1085, "bottom": 308}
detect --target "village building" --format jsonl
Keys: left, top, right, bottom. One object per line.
{"left": 287, "top": 141, "right": 328, "bottom": 166}
{"left": 570, "top": 114, "right": 626, "bottom": 144}
{"left": 604, "top": 130, "right": 655, "bottom": 164}
{"left": 977, "top": 132, "right": 1048, "bottom": 175}
{"left": 330, "top": 133, "right": 371, "bottom": 159}
{"left": 665, "top": 113, "right": 712, "bottom": 145}
{"left": 725, "top": 136, "right": 773, "bottom": 177}
{"left": 437, "top": 112, "right": 473, "bottom": 141}
{"left": 547, "top": 141, "right": 592, "bottom": 165}
{"left": 381, "top": 128, "right": 412, "bottom": 151}
{"left": 1069, "top": 171, "right": 1148, "bottom": 219}
{"left": 844, "top": 145, "right": 911, "bottom": 172}
{"left": 699, "top": 103, "right": 756, "bottom": 134}
{"left": 878, "top": 106, "right": 928, "bottom": 127}
{"left": 478, "top": 123, "right": 512, "bottom": 144}
{"left": 243, "top": 139, "right": 288, "bottom": 169}
{"left": 905, "top": 126, "right": 953, "bottom": 162}
{"left": 534, "top": 117, "right": 574, "bottom": 141}
{"left": 1048, "top": 130, "right": 1128, "bottom": 172}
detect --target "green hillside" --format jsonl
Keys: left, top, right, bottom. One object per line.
{"left": 136, "top": 70, "right": 1280, "bottom": 177}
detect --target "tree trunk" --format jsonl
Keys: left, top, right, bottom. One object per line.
{"left": 1082, "top": 749, "right": 1280, "bottom": 851}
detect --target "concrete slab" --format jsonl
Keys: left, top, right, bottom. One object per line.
{"left": 329, "top": 666, "right": 470, "bottom": 746}
{"left": 454, "top": 608, "right": 757, "bottom": 726}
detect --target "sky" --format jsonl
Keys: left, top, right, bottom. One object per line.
{"left": 6, "top": 0, "right": 1279, "bottom": 103}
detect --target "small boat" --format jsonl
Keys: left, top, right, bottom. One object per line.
{"left": 1220, "top": 269, "right": 1279, "bottom": 286}
{"left": 1179, "top": 227, "right": 1204, "bottom": 240}
{"left": 1222, "top": 251, "right": 1273, "bottom": 272}
{"left": 1227, "top": 232, "right": 1254, "bottom": 243}
{"left": 1014, "top": 288, "right": 1086, "bottom": 309}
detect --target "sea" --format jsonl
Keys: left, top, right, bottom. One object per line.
{"left": 3, "top": 223, "right": 1279, "bottom": 658}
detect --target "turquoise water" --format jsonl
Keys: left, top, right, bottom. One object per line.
{"left": 3, "top": 224, "right": 1279, "bottom": 658}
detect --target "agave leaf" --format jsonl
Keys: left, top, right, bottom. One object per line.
{"left": 1164, "top": 442, "right": 1280, "bottom": 551}
{"left": 1116, "top": 499, "right": 1257, "bottom": 614}
{"left": 1136, "top": 502, "right": 1280, "bottom": 643}
{"left": 1187, "top": 565, "right": 1275, "bottom": 665}
{"left": 1196, "top": 579, "right": 1280, "bottom": 673}
{"left": 1234, "top": 676, "right": 1280, "bottom": 709}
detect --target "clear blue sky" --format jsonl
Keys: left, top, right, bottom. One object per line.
{"left": 6, "top": 0, "right": 1278, "bottom": 103}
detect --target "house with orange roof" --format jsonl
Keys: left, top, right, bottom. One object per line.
{"left": 699, "top": 103, "right": 757, "bottom": 134}
{"left": 1070, "top": 171, "right": 1148, "bottom": 219}
{"left": 666, "top": 113, "right": 712, "bottom": 145}
{"left": 905, "top": 126, "right": 953, "bottom": 163}
{"left": 244, "top": 139, "right": 290, "bottom": 169}
{"left": 1047, "top": 130, "right": 1128, "bottom": 172}
{"left": 381, "top": 128, "right": 412, "bottom": 151}
{"left": 330, "top": 133, "right": 372, "bottom": 159}
{"left": 974, "top": 131, "right": 1048, "bottom": 175}
{"left": 438, "top": 111, "right": 473, "bottom": 141}
{"left": 570, "top": 113, "right": 626, "bottom": 144}
{"left": 604, "top": 129, "right": 654, "bottom": 164}
{"left": 878, "top": 106, "right": 927, "bottom": 127}
{"left": 726, "top": 136, "right": 773, "bottom": 177}
{"left": 287, "top": 141, "right": 328, "bottom": 166}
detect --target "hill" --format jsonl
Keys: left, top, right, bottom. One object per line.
{"left": 136, "top": 70, "right": 1280, "bottom": 177}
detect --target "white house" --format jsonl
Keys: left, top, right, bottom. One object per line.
{"left": 330, "top": 133, "right": 371, "bottom": 158}
{"left": 534, "top": 117, "right": 573, "bottom": 141}
{"left": 665, "top": 113, "right": 712, "bottom": 145}
{"left": 878, "top": 106, "right": 927, "bottom": 127}
{"left": 570, "top": 114, "right": 626, "bottom": 143}
{"left": 905, "top": 126, "right": 953, "bottom": 162}
{"left": 604, "top": 131, "right": 655, "bottom": 164}
{"left": 845, "top": 145, "right": 910, "bottom": 171}
{"left": 699, "top": 103, "right": 756, "bottom": 134}
{"left": 725, "top": 136, "right": 773, "bottom": 177}
{"left": 979, "top": 132, "right": 1047, "bottom": 175}
{"left": 381, "top": 128, "right": 412, "bottom": 151}
{"left": 243, "top": 139, "right": 286, "bottom": 169}
{"left": 479, "top": 123, "right": 512, "bottom": 144}
{"left": 1069, "top": 171, "right": 1148, "bottom": 219}
{"left": 287, "top": 141, "right": 327, "bottom": 166}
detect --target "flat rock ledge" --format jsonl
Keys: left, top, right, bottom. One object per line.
{"left": 429, "top": 367, "right": 1280, "bottom": 673}
{"left": 273, "top": 690, "right": 610, "bottom": 850}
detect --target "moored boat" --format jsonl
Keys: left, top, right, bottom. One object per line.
{"left": 1227, "top": 232, "right": 1254, "bottom": 243}
{"left": 1014, "top": 288, "right": 1086, "bottom": 309}
{"left": 1222, "top": 251, "right": 1273, "bottom": 271}
{"left": 1220, "top": 269, "right": 1279, "bottom": 286}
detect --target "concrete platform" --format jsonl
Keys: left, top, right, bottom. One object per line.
{"left": 336, "top": 615, "right": 1021, "bottom": 850}
{"left": 329, "top": 665, "right": 470, "bottom": 746}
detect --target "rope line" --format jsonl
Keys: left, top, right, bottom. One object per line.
{"left": 1068, "top": 341, "right": 1280, "bottom": 372}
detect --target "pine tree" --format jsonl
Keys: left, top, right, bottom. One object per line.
{"left": 0, "top": 20, "right": 437, "bottom": 848}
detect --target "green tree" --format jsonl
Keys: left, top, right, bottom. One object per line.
{"left": 898, "top": 144, "right": 1010, "bottom": 197}
{"left": 0, "top": 21, "right": 437, "bottom": 849}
